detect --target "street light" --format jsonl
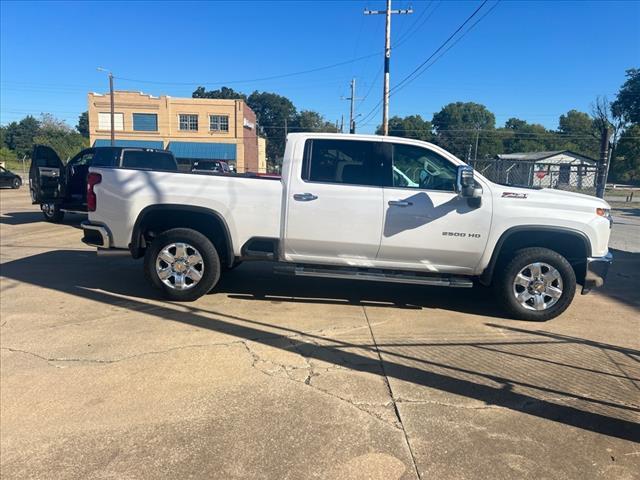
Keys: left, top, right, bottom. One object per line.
{"left": 97, "top": 67, "right": 115, "bottom": 146}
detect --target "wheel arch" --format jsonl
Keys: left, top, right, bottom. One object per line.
{"left": 130, "top": 204, "right": 234, "bottom": 268}
{"left": 480, "top": 226, "right": 592, "bottom": 286}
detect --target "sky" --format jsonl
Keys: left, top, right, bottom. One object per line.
{"left": 1, "top": 0, "right": 639, "bottom": 134}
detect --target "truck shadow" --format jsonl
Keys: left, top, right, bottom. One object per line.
{"left": 219, "top": 261, "right": 504, "bottom": 317}
{"left": 1, "top": 249, "right": 638, "bottom": 443}
{"left": 0, "top": 211, "right": 86, "bottom": 228}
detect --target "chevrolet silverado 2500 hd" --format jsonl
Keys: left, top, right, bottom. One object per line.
{"left": 81, "top": 133, "right": 613, "bottom": 321}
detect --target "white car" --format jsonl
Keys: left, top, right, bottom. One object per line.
{"left": 79, "top": 133, "right": 613, "bottom": 321}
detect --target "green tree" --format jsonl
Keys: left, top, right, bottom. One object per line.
{"left": 610, "top": 124, "right": 640, "bottom": 183}
{"left": 376, "top": 115, "right": 434, "bottom": 142}
{"left": 4, "top": 115, "right": 40, "bottom": 158}
{"left": 192, "top": 86, "right": 247, "bottom": 100}
{"left": 290, "top": 110, "right": 337, "bottom": 133}
{"left": 556, "top": 110, "right": 599, "bottom": 157}
{"left": 0, "top": 146, "right": 17, "bottom": 164}
{"left": 500, "top": 118, "right": 552, "bottom": 153}
{"left": 34, "top": 114, "right": 87, "bottom": 161}
{"left": 76, "top": 111, "right": 89, "bottom": 138}
{"left": 247, "top": 91, "right": 297, "bottom": 162}
{"left": 612, "top": 68, "right": 640, "bottom": 125}
{"left": 431, "top": 102, "right": 501, "bottom": 160}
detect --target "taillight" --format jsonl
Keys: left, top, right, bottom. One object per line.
{"left": 87, "top": 172, "right": 102, "bottom": 212}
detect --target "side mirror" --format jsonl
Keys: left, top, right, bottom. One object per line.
{"left": 456, "top": 165, "right": 482, "bottom": 197}
{"left": 456, "top": 165, "right": 483, "bottom": 207}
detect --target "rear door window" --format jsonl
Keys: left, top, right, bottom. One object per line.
{"left": 301, "top": 139, "right": 386, "bottom": 187}
{"left": 121, "top": 150, "right": 178, "bottom": 171}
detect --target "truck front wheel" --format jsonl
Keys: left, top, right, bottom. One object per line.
{"left": 144, "top": 228, "right": 221, "bottom": 301}
{"left": 496, "top": 247, "right": 576, "bottom": 321}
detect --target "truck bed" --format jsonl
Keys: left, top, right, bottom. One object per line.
{"left": 91, "top": 167, "right": 283, "bottom": 254}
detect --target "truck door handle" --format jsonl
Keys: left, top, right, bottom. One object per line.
{"left": 388, "top": 200, "right": 412, "bottom": 207}
{"left": 293, "top": 193, "right": 318, "bottom": 201}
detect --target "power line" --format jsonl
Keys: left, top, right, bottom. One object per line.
{"left": 115, "top": 52, "right": 382, "bottom": 87}
{"left": 359, "top": 0, "right": 493, "bottom": 126}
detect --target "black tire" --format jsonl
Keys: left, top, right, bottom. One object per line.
{"left": 496, "top": 247, "right": 576, "bottom": 321}
{"left": 41, "top": 203, "right": 65, "bottom": 223}
{"left": 144, "top": 228, "right": 220, "bottom": 301}
{"left": 11, "top": 177, "right": 21, "bottom": 189}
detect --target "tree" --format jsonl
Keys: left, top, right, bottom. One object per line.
{"left": 76, "top": 111, "right": 89, "bottom": 138}
{"left": 3, "top": 116, "right": 40, "bottom": 158}
{"left": 499, "top": 118, "right": 552, "bottom": 153}
{"left": 376, "top": 115, "right": 434, "bottom": 142}
{"left": 33, "top": 114, "right": 87, "bottom": 161}
{"left": 0, "top": 146, "right": 17, "bottom": 164}
{"left": 247, "top": 91, "right": 297, "bottom": 162}
{"left": 556, "top": 110, "right": 599, "bottom": 158}
{"left": 431, "top": 102, "right": 500, "bottom": 160}
{"left": 612, "top": 68, "right": 640, "bottom": 125}
{"left": 610, "top": 124, "right": 640, "bottom": 183}
{"left": 289, "top": 110, "right": 337, "bottom": 133}
{"left": 192, "top": 86, "right": 247, "bottom": 100}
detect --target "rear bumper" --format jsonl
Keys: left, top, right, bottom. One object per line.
{"left": 81, "top": 221, "right": 111, "bottom": 248}
{"left": 581, "top": 251, "right": 613, "bottom": 294}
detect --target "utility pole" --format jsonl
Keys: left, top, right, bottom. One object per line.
{"left": 340, "top": 114, "right": 344, "bottom": 133}
{"left": 596, "top": 126, "right": 611, "bottom": 199}
{"left": 109, "top": 72, "right": 115, "bottom": 146}
{"left": 365, "top": 1, "right": 412, "bottom": 135}
{"left": 342, "top": 78, "right": 362, "bottom": 134}
{"left": 97, "top": 67, "right": 115, "bottom": 146}
{"left": 473, "top": 126, "right": 480, "bottom": 166}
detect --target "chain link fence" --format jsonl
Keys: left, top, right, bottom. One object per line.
{"left": 472, "top": 159, "right": 599, "bottom": 194}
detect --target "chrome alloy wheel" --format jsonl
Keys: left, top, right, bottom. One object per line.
{"left": 155, "top": 242, "right": 204, "bottom": 290}
{"left": 42, "top": 203, "right": 55, "bottom": 217}
{"left": 512, "top": 262, "right": 563, "bottom": 311}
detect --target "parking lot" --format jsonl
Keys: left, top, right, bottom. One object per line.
{"left": 1, "top": 187, "right": 638, "bottom": 479}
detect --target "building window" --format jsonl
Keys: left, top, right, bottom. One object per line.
{"left": 98, "top": 112, "right": 124, "bottom": 131}
{"left": 210, "top": 115, "right": 229, "bottom": 132}
{"left": 179, "top": 114, "right": 198, "bottom": 131}
{"left": 132, "top": 113, "right": 158, "bottom": 131}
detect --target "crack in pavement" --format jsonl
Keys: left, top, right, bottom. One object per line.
{"left": 242, "top": 339, "right": 401, "bottom": 430}
{"left": 0, "top": 340, "right": 247, "bottom": 365}
{"left": 362, "top": 306, "right": 422, "bottom": 480}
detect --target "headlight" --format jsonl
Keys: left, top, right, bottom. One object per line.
{"left": 596, "top": 208, "right": 613, "bottom": 227}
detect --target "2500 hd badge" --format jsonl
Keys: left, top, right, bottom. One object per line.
{"left": 442, "top": 231, "right": 482, "bottom": 238}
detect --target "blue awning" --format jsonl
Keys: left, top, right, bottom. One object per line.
{"left": 167, "top": 141, "right": 236, "bottom": 160}
{"left": 93, "top": 139, "right": 164, "bottom": 149}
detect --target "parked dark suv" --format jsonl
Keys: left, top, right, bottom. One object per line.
{"left": 29, "top": 145, "right": 178, "bottom": 222}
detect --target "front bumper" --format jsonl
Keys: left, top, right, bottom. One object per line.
{"left": 581, "top": 251, "right": 613, "bottom": 294}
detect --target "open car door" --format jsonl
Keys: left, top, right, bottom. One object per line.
{"left": 29, "top": 145, "right": 64, "bottom": 204}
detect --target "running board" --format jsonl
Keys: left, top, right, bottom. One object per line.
{"left": 274, "top": 265, "right": 474, "bottom": 288}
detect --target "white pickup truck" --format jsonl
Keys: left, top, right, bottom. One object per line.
{"left": 80, "top": 133, "right": 613, "bottom": 321}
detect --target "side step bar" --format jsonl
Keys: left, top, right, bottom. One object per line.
{"left": 274, "top": 265, "right": 473, "bottom": 288}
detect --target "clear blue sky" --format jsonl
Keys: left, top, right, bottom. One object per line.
{"left": 1, "top": 0, "right": 638, "bottom": 133}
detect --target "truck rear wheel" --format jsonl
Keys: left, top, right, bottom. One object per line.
{"left": 496, "top": 247, "right": 576, "bottom": 321}
{"left": 41, "top": 203, "right": 64, "bottom": 223}
{"left": 144, "top": 228, "right": 220, "bottom": 301}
